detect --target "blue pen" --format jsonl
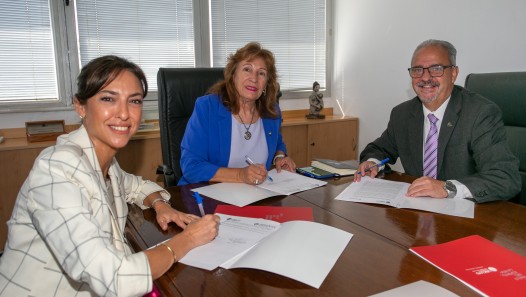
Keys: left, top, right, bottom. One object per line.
{"left": 192, "top": 192, "right": 206, "bottom": 217}
{"left": 356, "top": 157, "right": 390, "bottom": 175}
{"left": 245, "top": 155, "right": 274, "bottom": 182}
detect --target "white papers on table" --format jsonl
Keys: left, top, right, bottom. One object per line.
{"left": 368, "top": 280, "right": 460, "bottom": 297}
{"left": 192, "top": 169, "right": 327, "bottom": 207}
{"left": 179, "top": 214, "right": 353, "bottom": 288}
{"left": 179, "top": 214, "right": 280, "bottom": 270}
{"left": 335, "top": 177, "right": 474, "bottom": 218}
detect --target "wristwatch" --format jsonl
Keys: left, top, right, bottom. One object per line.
{"left": 443, "top": 180, "right": 457, "bottom": 198}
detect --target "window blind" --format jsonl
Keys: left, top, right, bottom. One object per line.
{"left": 76, "top": 0, "right": 195, "bottom": 94}
{"left": 210, "top": 0, "right": 326, "bottom": 92}
{"left": 0, "top": 0, "right": 58, "bottom": 102}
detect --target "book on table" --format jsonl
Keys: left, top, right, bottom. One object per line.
{"left": 311, "top": 159, "right": 358, "bottom": 176}
{"left": 296, "top": 165, "right": 338, "bottom": 179}
{"left": 410, "top": 235, "right": 526, "bottom": 297}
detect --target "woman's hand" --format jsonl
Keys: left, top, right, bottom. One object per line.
{"left": 148, "top": 214, "right": 220, "bottom": 278}
{"left": 275, "top": 156, "right": 296, "bottom": 173}
{"left": 179, "top": 214, "right": 220, "bottom": 248}
{"left": 239, "top": 164, "right": 268, "bottom": 185}
{"left": 155, "top": 202, "right": 199, "bottom": 231}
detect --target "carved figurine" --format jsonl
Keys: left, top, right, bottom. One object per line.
{"left": 306, "top": 81, "right": 325, "bottom": 119}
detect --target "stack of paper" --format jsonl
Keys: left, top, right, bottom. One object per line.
{"left": 192, "top": 169, "right": 327, "bottom": 207}
{"left": 369, "top": 280, "right": 459, "bottom": 297}
{"left": 335, "top": 177, "right": 475, "bottom": 218}
{"left": 179, "top": 214, "right": 353, "bottom": 288}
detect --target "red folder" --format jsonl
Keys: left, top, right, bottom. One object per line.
{"left": 410, "top": 235, "right": 526, "bottom": 297}
{"left": 214, "top": 205, "right": 313, "bottom": 223}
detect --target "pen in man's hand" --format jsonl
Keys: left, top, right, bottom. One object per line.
{"left": 356, "top": 158, "right": 390, "bottom": 175}
{"left": 244, "top": 155, "right": 274, "bottom": 182}
{"left": 192, "top": 192, "right": 206, "bottom": 217}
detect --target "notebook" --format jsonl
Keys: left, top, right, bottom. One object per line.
{"left": 311, "top": 159, "right": 358, "bottom": 176}
{"left": 296, "top": 166, "right": 338, "bottom": 179}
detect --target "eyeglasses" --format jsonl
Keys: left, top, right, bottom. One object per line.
{"left": 408, "top": 65, "right": 456, "bottom": 78}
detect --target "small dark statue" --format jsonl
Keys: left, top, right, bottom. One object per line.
{"left": 306, "top": 81, "right": 325, "bottom": 119}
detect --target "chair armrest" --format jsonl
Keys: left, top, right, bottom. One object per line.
{"left": 156, "top": 164, "right": 177, "bottom": 188}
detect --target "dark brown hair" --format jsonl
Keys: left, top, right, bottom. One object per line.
{"left": 74, "top": 55, "right": 147, "bottom": 105}
{"left": 208, "top": 42, "right": 279, "bottom": 118}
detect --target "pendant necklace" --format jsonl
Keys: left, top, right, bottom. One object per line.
{"left": 239, "top": 107, "right": 256, "bottom": 140}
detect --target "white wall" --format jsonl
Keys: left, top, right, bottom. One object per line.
{"left": 3, "top": 0, "right": 525, "bottom": 134}
{"left": 332, "top": 0, "right": 526, "bottom": 170}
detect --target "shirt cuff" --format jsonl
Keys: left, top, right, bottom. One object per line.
{"left": 449, "top": 180, "right": 473, "bottom": 199}
{"left": 367, "top": 158, "right": 386, "bottom": 172}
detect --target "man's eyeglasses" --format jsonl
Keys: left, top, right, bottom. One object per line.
{"left": 408, "top": 65, "right": 456, "bottom": 78}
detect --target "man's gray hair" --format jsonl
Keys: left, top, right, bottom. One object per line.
{"left": 412, "top": 39, "right": 457, "bottom": 65}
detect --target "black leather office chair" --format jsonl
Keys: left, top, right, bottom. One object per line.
{"left": 465, "top": 72, "right": 526, "bottom": 205}
{"left": 157, "top": 68, "right": 224, "bottom": 187}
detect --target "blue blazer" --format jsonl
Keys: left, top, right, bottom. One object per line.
{"left": 179, "top": 94, "right": 287, "bottom": 185}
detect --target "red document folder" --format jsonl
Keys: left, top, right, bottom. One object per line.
{"left": 410, "top": 235, "right": 526, "bottom": 297}
{"left": 214, "top": 205, "right": 313, "bottom": 223}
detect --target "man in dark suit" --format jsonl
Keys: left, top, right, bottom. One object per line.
{"left": 355, "top": 39, "right": 520, "bottom": 203}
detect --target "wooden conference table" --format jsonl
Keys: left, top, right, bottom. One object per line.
{"left": 125, "top": 173, "right": 526, "bottom": 297}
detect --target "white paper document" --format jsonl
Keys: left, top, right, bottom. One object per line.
{"left": 179, "top": 214, "right": 280, "bottom": 270}
{"left": 335, "top": 177, "right": 474, "bottom": 218}
{"left": 180, "top": 214, "right": 353, "bottom": 288}
{"left": 192, "top": 169, "right": 327, "bottom": 207}
{"left": 368, "top": 280, "right": 459, "bottom": 297}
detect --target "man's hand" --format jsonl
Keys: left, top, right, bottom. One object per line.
{"left": 353, "top": 161, "right": 379, "bottom": 182}
{"left": 407, "top": 176, "right": 448, "bottom": 198}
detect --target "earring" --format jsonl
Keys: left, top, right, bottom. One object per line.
{"left": 79, "top": 115, "right": 84, "bottom": 119}
{"left": 262, "top": 88, "right": 267, "bottom": 95}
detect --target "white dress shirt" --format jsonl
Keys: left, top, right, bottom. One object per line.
{"left": 422, "top": 99, "right": 473, "bottom": 199}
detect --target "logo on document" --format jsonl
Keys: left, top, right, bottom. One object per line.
{"left": 467, "top": 266, "right": 498, "bottom": 275}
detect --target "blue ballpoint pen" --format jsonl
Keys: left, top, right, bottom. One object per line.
{"left": 356, "top": 157, "right": 390, "bottom": 175}
{"left": 192, "top": 192, "right": 206, "bottom": 217}
{"left": 244, "top": 155, "right": 274, "bottom": 182}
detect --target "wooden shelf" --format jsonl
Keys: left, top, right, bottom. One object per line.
{"left": 280, "top": 108, "right": 359, "bottom": 168}
{"left": 0, "top": 123, "right": 160, "bottom": 152}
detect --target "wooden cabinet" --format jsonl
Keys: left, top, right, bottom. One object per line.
{"left": 115, "top": 137, "right": 164, "bottom": 185}
{"left": 0, "top": 131, "right": 162, "bottom": 248}
{"left": 0, "top": 146, "right": 46, "bottom": 249}
{"left": 281, "top": 116, "right": 358, "bottom": 167}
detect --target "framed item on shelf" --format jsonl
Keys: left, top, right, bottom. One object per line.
{"left": 25, "top": 120, "right": 66, "bottom": 143}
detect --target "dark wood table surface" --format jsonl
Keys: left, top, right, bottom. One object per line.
{"left": 125, "top": 174, "right": 526, "bottom": 297}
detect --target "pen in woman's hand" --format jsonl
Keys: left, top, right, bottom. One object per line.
{"left": 192, "top": 192, "right": 206, "bottom": 217}
{"left": 356, "top": 158, "right": 390, "bottom": 175}
{"left": 245, "top": 155, "right": 274, "bottom": 182}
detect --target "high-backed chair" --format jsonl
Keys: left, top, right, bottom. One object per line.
{"left": 465, "top": 72, "right": 526, "bottom": 205}
{"left": 157, "top": 68, "right": 224, "bottom": 187}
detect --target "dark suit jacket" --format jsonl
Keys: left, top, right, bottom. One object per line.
{"left": 360, "top": 85, "right": 521, "bottom": 203}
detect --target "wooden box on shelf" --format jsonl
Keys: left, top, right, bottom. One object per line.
{"left": 25, "top": 120, "right": 66, "bottom": 143}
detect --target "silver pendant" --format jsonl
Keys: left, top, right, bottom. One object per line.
{"left": 244, "top": 131, "right": 252, "bottom": 140}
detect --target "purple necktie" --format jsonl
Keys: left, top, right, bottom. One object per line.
{"left": 423, "top": 114, "right": 438, "bottom": 179}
